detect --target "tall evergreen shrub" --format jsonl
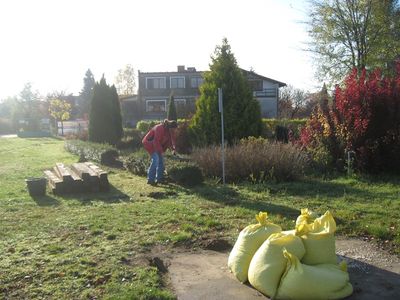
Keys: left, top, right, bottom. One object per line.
{"left": 167, "top": 95, "right": 177, "bottom": 121}
{"left": 190, "top": 38, "right": 263, "bottom": 146}
{"left": 111, "top": 85, "right": 123, "bottom": 141}
{"left": 89, "top": 76, "right": 123, "bottom": 145}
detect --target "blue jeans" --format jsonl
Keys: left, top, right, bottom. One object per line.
{"left": 148, "top": 152, "right": 164, "bottom": 183}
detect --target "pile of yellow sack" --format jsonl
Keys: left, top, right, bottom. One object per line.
{"left": 228, "top": 210, "right": 353, "bottom": 300}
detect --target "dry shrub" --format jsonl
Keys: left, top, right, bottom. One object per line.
{"left": 192, "top": 137, "right": 309, "bottom": 182}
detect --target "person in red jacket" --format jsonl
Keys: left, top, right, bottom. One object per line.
{"left": 142, "top": 119, "right": 177, "bottom": 185}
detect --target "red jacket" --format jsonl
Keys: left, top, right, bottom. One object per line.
{"left": 142, "top": 123, "right": 176, "bottom": 155}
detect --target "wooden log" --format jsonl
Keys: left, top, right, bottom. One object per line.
{"left": 71, "top": 163, "right": 96, "bottom": 181}
{"left": 84, "top": 162, "right": 108, "bottom": 179}
{"left": 84, "top": 162, "right": 109, "bottom": 192}
{"left": 71, "top": 163, "right": 99, "bottom": 192}
{"left": 44, "top": 170, "right": 64, "bottom": 194}
{"left": 64, "top": 166, "right": 84, "bottom": 193}
{"left": 54, "top": 163, "right": 73, "bottom": 182}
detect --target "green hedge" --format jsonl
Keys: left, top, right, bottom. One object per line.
{"left": 136, "top": 119, "right": 187, "bottom": 133}
{"left": 123, "top": 150, "right": 149, "bottom": 176}
{"left": 124, "top": 150, "right": 203, "bottom": 186}
{"left": 166, "top": 157, "right": 203, "bottom": 186}
{"left": 64, "top": 140, "right": 118, "bottom": 165}
{"left": 262, "top": 118, "right": 307, "bottom": 140}
{"left": 136, "top": 120, "right": 160, "bottom": 133}
{"left": 117, "top": 128, "right": 143, "bottom": 150}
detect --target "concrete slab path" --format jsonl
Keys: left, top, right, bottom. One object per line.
{"left": 168, "top": 237, "right": 400, "bottom": 300}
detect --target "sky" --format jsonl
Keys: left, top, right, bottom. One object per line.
{"left": 0, "top": 0, "right": 319, "bottom": 100}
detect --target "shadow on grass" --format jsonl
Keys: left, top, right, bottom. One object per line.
{"left": 245, "top": 177, "right": 396, "bottom": 201}
{"left": 33, "top": 184, "right": 131, "bottom": 206}
{"left": 68, "top": 184, "right": 131, "bottom": 205}
{"left": 31, "top": 194, "right": 61, "bottom": 206}
{"left": 186, "top": 183, "right": 299, "bottom": 219}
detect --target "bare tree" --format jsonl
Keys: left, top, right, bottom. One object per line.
{"left": 279, "top": 85, "right": 310, "bottom": 118}
{"left": 114, "top": 64, "right": 136, "bottom": 96}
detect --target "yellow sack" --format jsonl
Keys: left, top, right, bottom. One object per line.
{"left": 282, "top": 229, "right": 296, "bottom": 235}
{"left": 228, "top": 212, "right": 282, "bottom": 283}
{"left": 296, "top": 211, "right": 337, "bottom": 265}
{"left": 248, "top": 232, "right": 305, "bottom": 298}
{"left": 295, "top": 208, "right": 318, "bottom": 226}
{"left": 276, "top": 250, "right": 353, "bottom": 300}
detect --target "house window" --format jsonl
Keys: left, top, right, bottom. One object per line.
{"left": 146, "top": 99, "right": 166, "bottom": 112}
{"left": 248, "top": 80, "right": 263, "bottom": 91}
{"left": 191, "top": 77, "right": 203, "bottom": 88}
{"left": 174, "top": 98, "right": 186, "bottom": 108}
{"left": 146, "top": 77, "right": 166, "bottom": 89}
{"left": 170, "top": 77, "right": 185, "bottom": 89}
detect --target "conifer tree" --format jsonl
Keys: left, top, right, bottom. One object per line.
{"left": 167, "top": 94, "right": 177, "bottom": 121}
{"left": 89, "top": 75, "right": 122, "bottom": 145}
{"left": 79, "top": 69, "right": 95, "bottom": 119}
{"left": 190, "top": 38, "right": 262, "bottom": 146}
{"left": 111, "top": 85, "right": 123, "bottom": 140}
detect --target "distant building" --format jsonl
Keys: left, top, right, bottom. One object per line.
{"left": 241, "top": 69, "right": 286, "bottom": 118}
{"left": 119, "top": 94, "right": 139, "bottom": 127}
{"left": 121, "top": 65, "right": 286, "bottom": 125}
{"left": 137, "top": 65, "right": 202, "bottom": 121}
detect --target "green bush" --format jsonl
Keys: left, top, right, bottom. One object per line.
{"left": 117, "top": 128, "right": 143, "bottom": 150}
{"left": 262, "top": 119, "right": 307, "bottom": 140}
{"left": 166, "top": 158, "right": 203, "bottom": 186}
{"left": 275, "top": 125, "right": 289, "bottom": 143}
{"left": 189, "top": 39, "right": 263, "bottom": 147}
{"left": 123, "top": 128, "right": 143, "bottom": 139}
{"left": 64, "top": 140, "right": 118, "bottom": 165}
{"left": 175, "top": 120, "right": 192, "bottom": 154}
{"left": 192, "top": 137, "right": 310, "bottom": 182}
{"left": 136, "top": 120, "right": 160, "bottom": 133}
{"left": 123, "top": 150, "right": 149, "bottom": 176}
{"left": 89, "top": 77, "right": 123, "bottom": 145}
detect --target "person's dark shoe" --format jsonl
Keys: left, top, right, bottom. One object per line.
{"left": 147, "top": 180, "right": 157, "bottom": 186}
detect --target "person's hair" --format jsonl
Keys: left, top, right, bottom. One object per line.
{"left": 163, "top": 119, "right": 177, "bottom": 128}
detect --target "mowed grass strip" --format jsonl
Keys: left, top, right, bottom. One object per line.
{"left": 0, "top": 137, "right": 399, "bottom": 299}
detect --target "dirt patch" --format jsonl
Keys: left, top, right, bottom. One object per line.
{"left": 167, "top": 237, "right": 400, "bottom": 300}
{"left": 149, "top": 256, "right": 169, "bottom": 274}
{"left": 199, "top": 238, "right": 232, "bottom": 252}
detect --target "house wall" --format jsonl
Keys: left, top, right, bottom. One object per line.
{"left": 132, "top": 67, "right": 285, "bottom": 123}
{"left": 263, "top": 81, "right": 278, "bottom": 89}
{"left": 258, "top": 97, "right": 278, "bottom": 118}
{"left": 120, "top": 96, "right": 141, "bottom": 127}
{"left": 138, "top": 68, "right": 202, "bottom": 120}
{"left": 258, "top": 81, "right": 279, "bottom": 118}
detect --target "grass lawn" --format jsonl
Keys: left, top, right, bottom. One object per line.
{"left": 1, "top": 137, "right": 399, "bottom": 299}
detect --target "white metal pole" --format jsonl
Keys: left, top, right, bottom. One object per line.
{"left": 218, "top": 88, "right": 225, "bottom": 185}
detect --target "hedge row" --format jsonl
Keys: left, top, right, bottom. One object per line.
{"left": 122, "top": 150, "right": 148, "bottom": 177}
{"left": 64, "top": 140, "right": 118, "bottom": 165}
{"left": 136, "top": 119, "right": 307, "bottom": 140}
{"left": 262, "top": 118, "right": 307, "bottom": 140}
{"left": 123, "top": 150, "right": 203, "bottom": 186}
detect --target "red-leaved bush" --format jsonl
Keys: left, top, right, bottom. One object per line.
{"left": 300, "top": 62, "right": 400, "bottom": 173}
